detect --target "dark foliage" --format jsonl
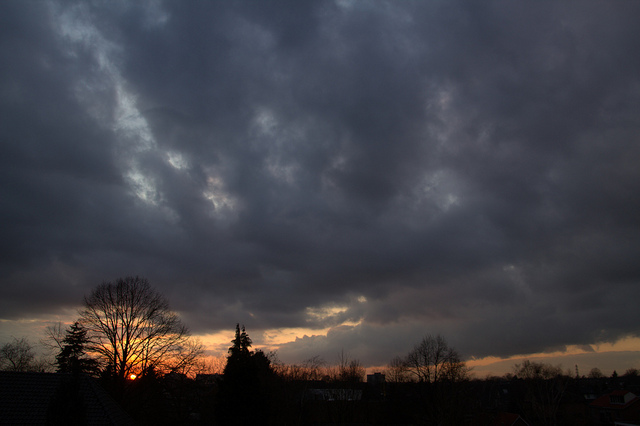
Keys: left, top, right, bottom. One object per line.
{"left": 216, "top": 324, "right": 277, "bottom": 425}
{"left": 56, "top": 321, "right": 99, "bottom": 376}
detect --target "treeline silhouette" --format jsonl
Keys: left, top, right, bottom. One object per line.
{"left": 2, "top": 277, "right": 640, "bottom": 425}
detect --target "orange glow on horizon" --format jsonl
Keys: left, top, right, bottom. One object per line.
{"left": 467, "top": 336, "right": 640, "bottom": 366}
{"left": 467, "top": 336, "right": 640, "bottom": 377}
{"left": 6, "top": 313, "right": 635, "bottom": 379}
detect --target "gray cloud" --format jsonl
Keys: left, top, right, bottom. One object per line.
{"left": 2, "top": 0, "right": 640, "bottom": 365}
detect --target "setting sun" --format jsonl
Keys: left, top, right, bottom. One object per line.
{"left": 129, "top": 374, "right": 137, "bottom": 380}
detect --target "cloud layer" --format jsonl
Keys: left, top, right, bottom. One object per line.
{"left": 2, "top": 0, "right": 640, "bottom": 366}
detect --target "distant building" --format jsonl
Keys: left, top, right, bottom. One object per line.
{"left": 367, "top": 372, "right": 385, "bottom": 386}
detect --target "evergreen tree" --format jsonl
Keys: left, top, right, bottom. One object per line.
{"left": 240, "top": 325, "right": 252, "bottom": 352}
{"left": 56, "top": 321, "right": 98, "bottom": 375}
{"left": 229, "top": 323, "right": 252, "bottom": 357}
{"left": 217, "top": 325, "right": 275, "bottom": 425}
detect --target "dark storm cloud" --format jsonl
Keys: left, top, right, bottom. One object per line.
{"left": 2, "top": 0, "right": 640, "bottom": 364}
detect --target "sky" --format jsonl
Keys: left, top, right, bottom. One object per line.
{"left": 2, "top": 0, "right": 640, "bottom": 377}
